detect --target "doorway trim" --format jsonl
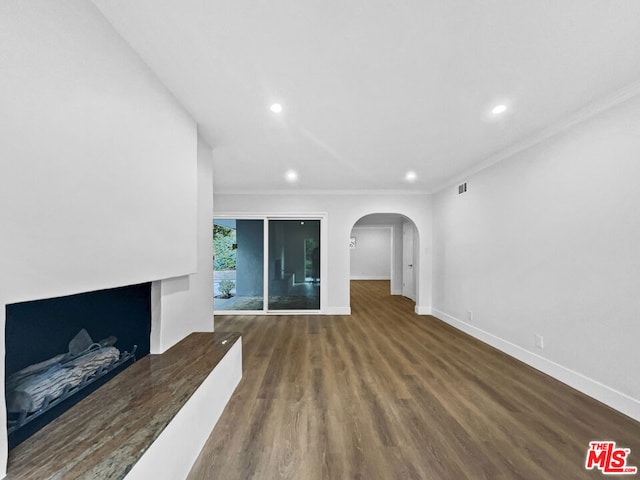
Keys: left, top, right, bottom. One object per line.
{"left": 402, "top": 221, "right": 416, "bottom": 301}
{"left": 348, "top": 212, "right": 422, "bottom": 313}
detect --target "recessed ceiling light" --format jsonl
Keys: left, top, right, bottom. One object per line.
{"left": 405, "top": 171, "right": 417, "bottom": 182}
{"left": 285, "top": 170, "right": 298, "bottom": 182}
{"left": 270, "top": 103, "right": 283, "bottom": 113}
{"left": 491, "top": 104, "right": 507, "bottom": 115}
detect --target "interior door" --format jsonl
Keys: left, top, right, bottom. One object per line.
{"left": 402, "top": 222, "right": 416, "bottom": 301}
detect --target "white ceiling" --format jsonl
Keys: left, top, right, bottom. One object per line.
{"left": 92, "top": 0, "right": 640, "bottom": 193}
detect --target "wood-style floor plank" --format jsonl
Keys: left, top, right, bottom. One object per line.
{"left": 188, "top": 280, "right": 640, "bottom": 480}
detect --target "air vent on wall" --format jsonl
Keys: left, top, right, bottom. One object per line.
{"left": 457, "top": 182, "right": 468, "bottom": 195}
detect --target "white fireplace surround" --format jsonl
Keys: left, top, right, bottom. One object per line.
{"left": 0, "top": 1, "right": 217, "bottom": 473}
{"left": 2, "top": 271, "right": 222, "bottom": 478}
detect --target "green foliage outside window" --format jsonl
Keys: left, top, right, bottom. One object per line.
{"left": 218, "top": 279, "right": 235, "bottom": 298}
{"left": 213, "top": 224, "right": 236, "bottom": 270}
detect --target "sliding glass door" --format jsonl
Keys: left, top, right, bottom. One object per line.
{"left": 268, "top": 220, "right": 320, "bottom": 310}
{"left": 213, "top": 219, "right": 264, "bottom": 312}
{"left": 213, "top": 217, "right": 321, "bottom": 313}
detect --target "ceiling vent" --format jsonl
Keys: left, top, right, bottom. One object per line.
{"left": 457, "top": 182, "right": 468, "bottom": 195}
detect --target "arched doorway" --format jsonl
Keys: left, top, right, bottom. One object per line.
{"left": 349, "top": 213, "right": 419, "bottom": 305}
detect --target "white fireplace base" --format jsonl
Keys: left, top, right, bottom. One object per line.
{"left": 125, "top": 339, "right": 242, "bottom": 479}
{"left": 4, "top": 333, "right": 242, "bottom": 480}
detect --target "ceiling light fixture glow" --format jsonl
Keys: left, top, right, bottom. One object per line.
{"left": 491, "top": 104, "right": 507, "bottom": 115}
{"left": 285, "top": 170, "right": 298, "bottom": 182}
{"left": 405, "top": 171, "right": 417, "bottom": 182}
{"left": 270, "top": 103, "right": 283, "bottom": 113}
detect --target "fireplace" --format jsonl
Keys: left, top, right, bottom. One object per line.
{"left": 4, "top": 283, "right": 151, "bottom": 448}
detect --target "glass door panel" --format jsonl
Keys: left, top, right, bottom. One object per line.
{"left": 213, "top": 219, "right": 264, "bottom": 311}
{"left": 268, "top": 220, "right": 320, "bottom": 310}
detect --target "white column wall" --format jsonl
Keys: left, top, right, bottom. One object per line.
{"left": 151, "top": 135, "right": 215, "bottom": 353}
{"left": 0, "top": 1, "right": 200, "bottom": 472}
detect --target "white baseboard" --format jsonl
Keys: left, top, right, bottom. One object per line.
{"left": 350, "top": 275, "right": 391, "bottom": 280}
{"left": 415, "top": 305, "right": 432, "bottom": 315}
{"left": 325, "top": 306, "right": 351, "bottom": 315}
{"left": 431, "top": 309, "right": 640, "bottom": 423}
{"left": 125, "top": 339, "right": 243, "bottom": 479}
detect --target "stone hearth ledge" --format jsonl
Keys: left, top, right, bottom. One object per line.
{"left": 5, "top": 332, "right": 242, "bottom": 480}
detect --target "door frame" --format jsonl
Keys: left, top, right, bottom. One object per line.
{"left": 213, "top": 212, "right": 328, "bottom": 315}
{"left": 402, "top": 221, "right": 416, "bottom": 301}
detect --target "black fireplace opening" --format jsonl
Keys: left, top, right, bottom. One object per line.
{"left": 5, "top": 283, "right": 151, "bottom": 449}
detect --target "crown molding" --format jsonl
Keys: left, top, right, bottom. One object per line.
{"left": 432, "top": 80, "right": 640, "bottom": 195}
{"left": 213, "top": 188, "right": 431, "bottom": 196}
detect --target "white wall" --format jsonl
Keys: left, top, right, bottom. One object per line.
{"left": 348, "top": 213, "right": 407, "bottom": 295}
{"left": 391, "top": 224, "right": 404, "bottom": 295}
{"left": 151, "top": 136, "right": 215, "bottom": 353}
{"left": 214, "top": 193, "right": 433, "bottom": 314}
{"left": 0, "top": 0, "right": 199, "bottom": 473}
{"left": 432, "top": 93, "right": 640, "bottom": 421}
{"left": 0, "top": 0, "right": 198, "bottom": 303}
{"left": 350, "top": 227, "right": 392, "bottom": 280}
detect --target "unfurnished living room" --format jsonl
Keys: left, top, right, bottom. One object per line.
{"left": 2, "top": 1, "right": 640, "bottom": 479}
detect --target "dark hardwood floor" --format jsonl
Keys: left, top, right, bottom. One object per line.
{"left": 188, "top": 280, "right": 640, "bottom": 480}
